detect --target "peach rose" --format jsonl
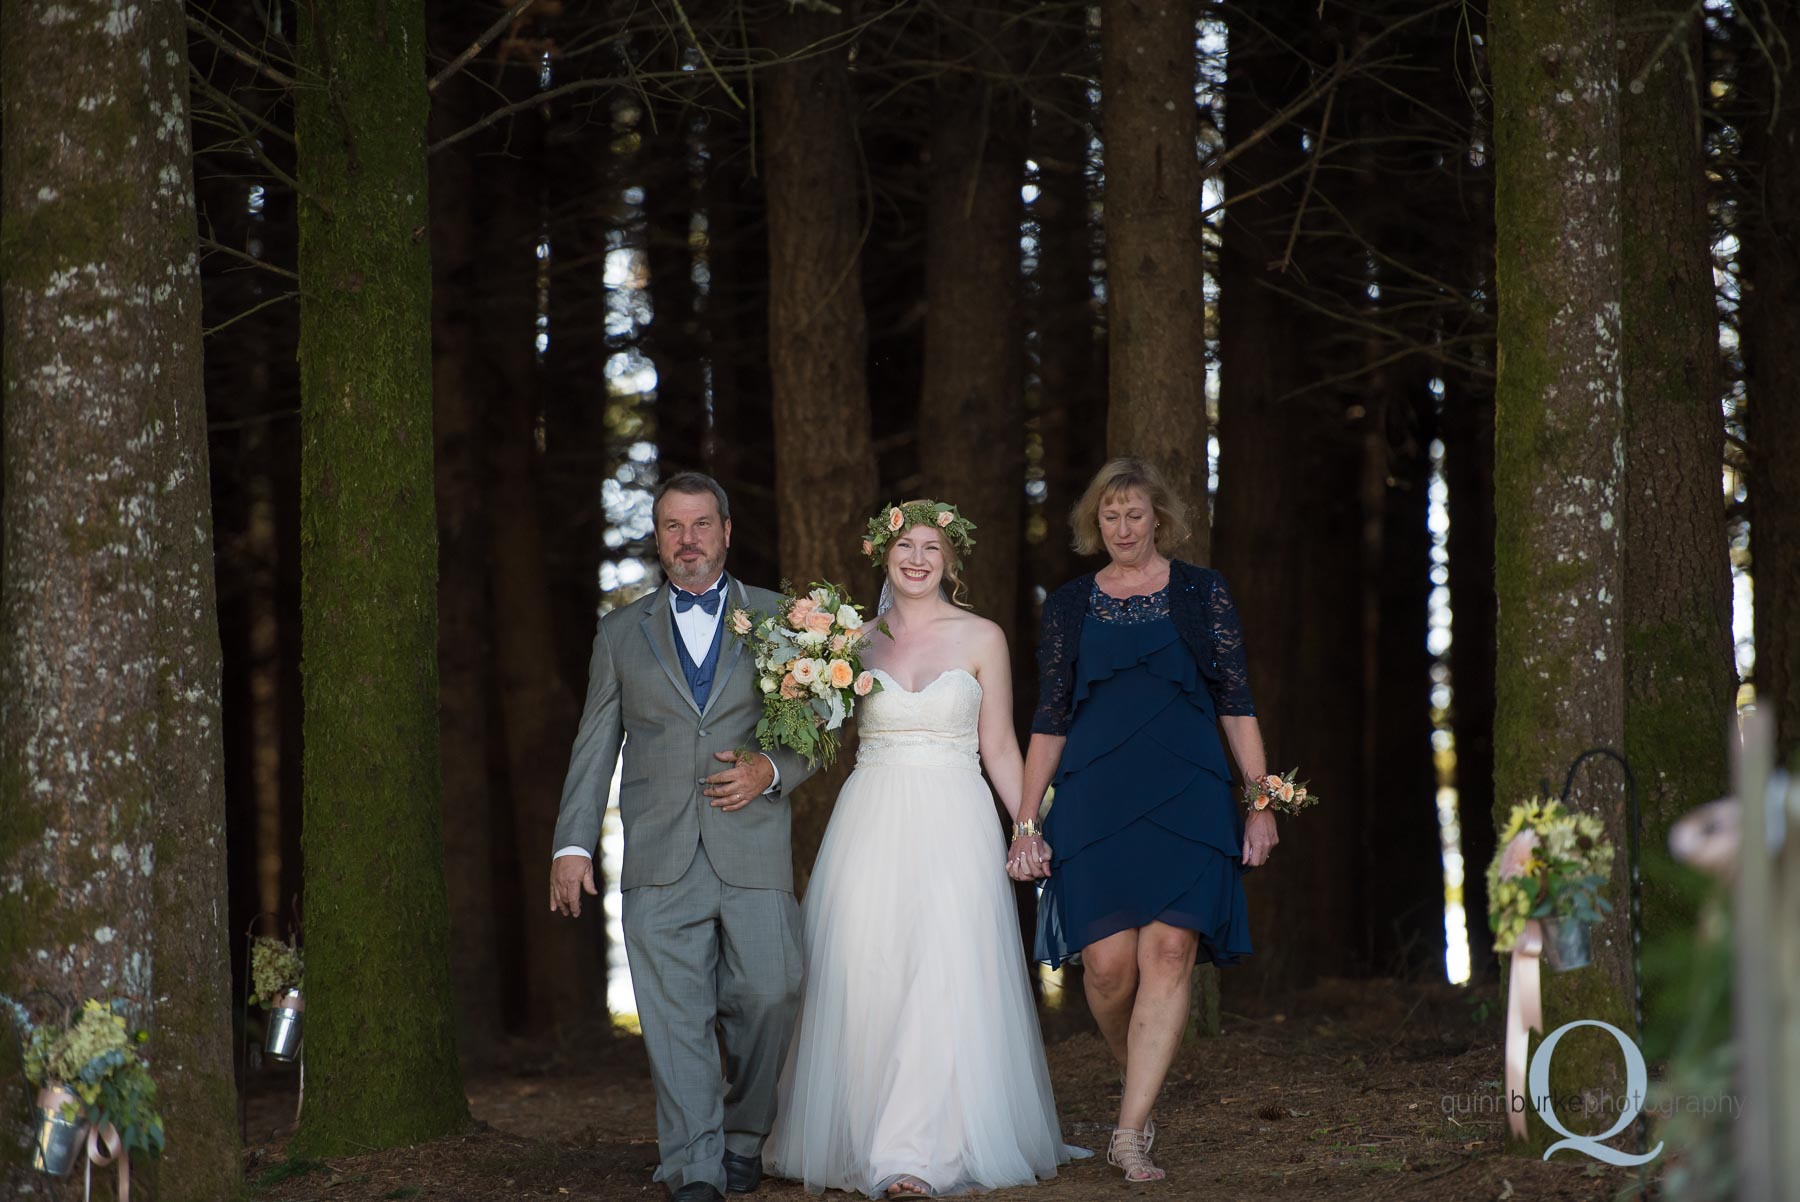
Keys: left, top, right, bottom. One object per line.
{"left": 937, "top": 510, "right": 954, "bottom": 527}
{"left": 730, "top": 609, "right": 752, "bottom": 636}
{"left": 829, "top": 634, "right": 847, "bottom": 653}
{"left": 1294, "top": 787, "right": 1308, "bottom": 804}
{"left": 828, "top": 659, "right": 855, "bottom": 689}
{"left": 787, "top": 597, "right": 818, "bottom": 628}
{"left": 1253, "top": 793, "right": 1270, "bottom": 811}
{"left": 791, "top": 658, "right": 819, "bottom": 686}
{"left": 805, "top": 608, "right": 835, "bottom": 635}
{"left": 887, "top": 506, "right": 905, "bottom": 531}
{"left": 1278, "top": 781, "right": 1295, "bottom": 804}
{"left": 853, "top": 671, "right": 876, "bottom": 696}
{"left": 1261, "top": 774, "right": 1284, "bottom": 796}
{"left": 780, "top": 672, "right": 801, "bottom": 699}
{"left": 861, "top": 538, "right": 874, "bottom": 556}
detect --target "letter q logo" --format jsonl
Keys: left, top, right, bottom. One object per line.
{"left": 1527, "top": 1019, "right": 1664, "bottom": 1166}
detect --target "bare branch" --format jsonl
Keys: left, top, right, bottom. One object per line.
{"left": 186, "top": 13, "right": 296, "bottom": 89}
{"left": 428, "top": 0, "right": 538, "bottom": 94}
{"left": 199, "top": 236, "right": 299, "bottom": 282}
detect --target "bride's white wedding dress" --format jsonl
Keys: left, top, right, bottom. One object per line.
{"left": 765, "top": 667, "right": 1080, "bottom": 1197}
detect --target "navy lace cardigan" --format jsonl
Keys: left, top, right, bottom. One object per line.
{"left": 1031, "top": 559, "right": 1256, "bottom": 736}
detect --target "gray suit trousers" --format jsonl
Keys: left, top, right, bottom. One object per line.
{"left": 623, "top": 840, "right": 803, "bottom": 1193}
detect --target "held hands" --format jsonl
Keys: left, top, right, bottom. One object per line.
{"left": 550, "top": 854, "right": 598, "bottom": 917}
{"left": 1006, "top": 834, "right": 1052, "bottom": 881}
{"left": 703, "top": 750, "right": 774, "bottom": 812}
{"left": 1242, "top": 808, "right": 1278, "bottom": 867}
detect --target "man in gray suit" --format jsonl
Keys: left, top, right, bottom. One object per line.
{"left": 550, "top": 473, "right": 814, "bottom": 1202}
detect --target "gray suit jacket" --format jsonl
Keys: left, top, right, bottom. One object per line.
{"left": 551, "top": 576, "right": 815, "bottom": 892}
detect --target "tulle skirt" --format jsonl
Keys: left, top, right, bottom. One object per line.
{"left": 765, "top": 760, "right": 1080, "bottom": 1197}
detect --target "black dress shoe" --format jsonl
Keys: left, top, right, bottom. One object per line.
{"left": 671, "top": 1184, "right": 723, "bottom": 1202}
{"left": 724, "top": 1152, "right": 763, "bottom": 1193}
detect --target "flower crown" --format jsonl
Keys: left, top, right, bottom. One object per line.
{"left": 861, "top": 500, "right": 977, "bottom": 565}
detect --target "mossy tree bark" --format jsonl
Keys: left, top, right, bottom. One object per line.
{"left": 1101, "top": 0, "right": 1208, "bottom": 559}
{"left": 0, "top": 0, "right": 241, "bottom": 1194}
{"left": 293, "top": 0, "right": 468, "bottom": 1154}
{"left": 1491, "top": 0, "right": 1635, "bottom": 1152}
{"left": 1741, "top": 0, "right": 1800, "bottom": 762}
{"left": 918, "top": 14, "right": 1027, "bottom": 637}
{"left": 762, "top": 8, "right": 881, "bottom": 887}
{"left": 1617, "top": 0, "right": 1735, "bottom": 982}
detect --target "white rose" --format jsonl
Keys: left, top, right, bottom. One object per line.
{"left": 794, "top": 628, "right": 827, "bottom": 649}
{"left": 760, "top": 676, "right": 776, "bottom": 695}
{"left": 810, "top": 586, "right": 833, "bottom": 606}
{"left": 835, "top": 603, "right": 859, "bottom": 628}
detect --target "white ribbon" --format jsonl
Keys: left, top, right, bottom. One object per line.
{"left": 84, "top": 1121, "right": 128, "bottom": 1202}
{"left": 1504, "top": 917, "right": 1545, "bottom": 1141}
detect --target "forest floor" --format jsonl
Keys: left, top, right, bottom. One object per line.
{"left": 245, "top": 977, "right": 1653, "bottom": 1202}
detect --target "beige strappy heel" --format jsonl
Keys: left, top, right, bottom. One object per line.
{"left": 1108, "top": 1126, "right": 1166, "bottom": 1181}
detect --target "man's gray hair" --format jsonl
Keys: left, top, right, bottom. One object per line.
{"left": 653, "top": 471, "right": 731, "bottom": 522}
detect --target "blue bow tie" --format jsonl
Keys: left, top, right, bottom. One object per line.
{"left": 673, "top": 582, "right": 724, "bottom": 616}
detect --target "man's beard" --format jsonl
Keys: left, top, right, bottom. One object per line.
{"left": 664, "top": 548, "right": 721, "bottom": 588}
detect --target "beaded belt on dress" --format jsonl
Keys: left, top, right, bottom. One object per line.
{"left": 855, "top": 732, "right": 980, "bottom": 771}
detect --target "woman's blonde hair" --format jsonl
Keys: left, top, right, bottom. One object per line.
{"left": 884, "top": 499, "right": 974, "bottom": 609}
{"left": 1068, "top": 456, "right": 1190, "bottom": 557}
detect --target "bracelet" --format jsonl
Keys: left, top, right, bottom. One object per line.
{"left": 1012, "top": 818, "right": 1041, "bottom": 840}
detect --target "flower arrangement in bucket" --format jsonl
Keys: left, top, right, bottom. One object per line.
{"left": 250, "top": 935, "right": 305, "bottom": 1061}
{"left": 730, "top": 582, "right": 881, "bottom": 770}
{"left": 0, "top": 994, "right": 163, "bottom": 1181}
{"left": 1487, "top": 797, "right": 1615, "bottom": 970}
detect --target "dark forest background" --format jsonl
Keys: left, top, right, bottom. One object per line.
{"left": 172, "top": 0, "right": 1780, "bottom": 1077}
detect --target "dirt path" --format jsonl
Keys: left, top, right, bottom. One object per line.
{"left": 246, "top": 979, "right": 1649, "bottom": 1201}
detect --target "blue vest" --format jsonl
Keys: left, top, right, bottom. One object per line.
{"left": 672, "top": 599, "right": 727, "bottom": 711}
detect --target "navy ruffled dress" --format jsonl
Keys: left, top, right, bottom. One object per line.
{"left": 1034, "top": 582, "right": 1253, "bottom": 968}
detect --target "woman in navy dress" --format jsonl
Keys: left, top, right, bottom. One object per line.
{"left": 1004, "top": 457, "right": 1277, "bottom": 1183}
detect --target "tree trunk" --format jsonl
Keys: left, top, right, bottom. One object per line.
{"left": 0, "top": 0, "right": 240, "bottom": 1193}
{"left": 762, "top": 9, "right": 881, "bottom": 887}
{"left": 1214, "top": 2, "right": 1363, "bottom": 999}
{"left": 1101, "top": 0, "right": 1208, "bottom": 560}
{"left": 918, "top": 24, "right": 1026, "bottom": 635}
{"left": 1364, "top": 373, "right": 1447, "bottom": 977}
{"left": 1741, "top": 0, "right": 1800, "bottom": 762}
{"left": 428, "top": 22, "right": 504, "bottom": 1067}
{"left": 1617, "top": 0, "right": 1736, "bottom": 982}
{"left": 1491, "top": 0, "right": 1634, "bottom": 1150}
{"left": 1443, "top": 373, "right": 1499, "bottom": 976}
{"left": 477, "top": 99, "right": 602, "bottom": 1037}
{"left": 293, "top": 0, "right": 469, "bottom": 1153}
{"left": 647, "top": 112, "right": 709, "bottom": 477}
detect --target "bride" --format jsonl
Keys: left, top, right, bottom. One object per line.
{"left": 764, "top": 500, "right": 1080, "bottom": 1199}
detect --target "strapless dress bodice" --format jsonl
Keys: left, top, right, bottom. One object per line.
{"left": 854, "top": 667, "right": 982, "bottom": 771}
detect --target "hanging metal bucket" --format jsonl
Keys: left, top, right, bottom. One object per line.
{"left": 30, "top": 1083, "right": 85, "bottom": 1176}
{"left": 1541, "top": 917, "right": 1593, "bottom": 972}
{"left": 265, "top": 989, "right": 305, "bottom": 1061}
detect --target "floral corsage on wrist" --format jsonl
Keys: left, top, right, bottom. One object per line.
{"left": 1243, "top": 769, "right": 1320, "bottom": 817}
{"left": 861, "top": 499, "right": 977, "bottom": 565}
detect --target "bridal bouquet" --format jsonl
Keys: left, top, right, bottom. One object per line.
{"left": 729, "top": 582, "right": 881, "bottom": 769}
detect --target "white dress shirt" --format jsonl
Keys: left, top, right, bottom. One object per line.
{"left": 554, "top": 574, "right": 779, "bottom": 862}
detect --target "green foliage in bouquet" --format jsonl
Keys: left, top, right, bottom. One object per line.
{"left": 0, "top": 995, "right": 165, "bottom": 1157}
{"left": 250, "top": 935, "right": 305, "bottom": 1008}
{"left": 1486, "top": 797, "right": 1615, "bottom": 953}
